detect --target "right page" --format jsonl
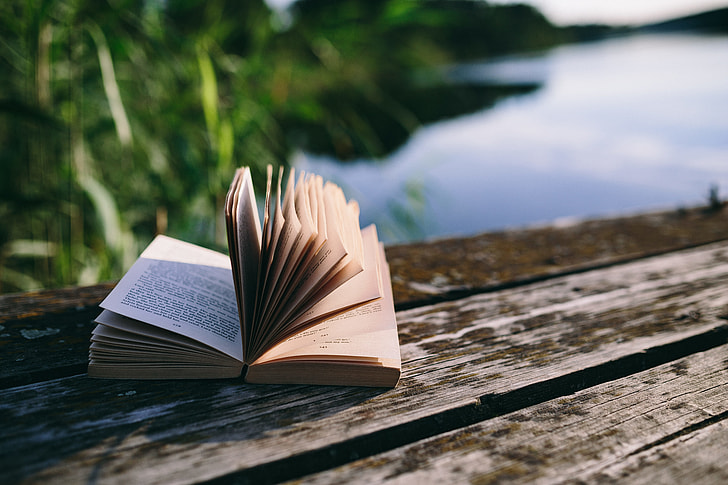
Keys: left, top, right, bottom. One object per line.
{"left": 250, "top": 237, "right": 400, "bottom": 368}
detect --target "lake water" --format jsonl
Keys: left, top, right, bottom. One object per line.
{"left": 294, "top": 33, "right": 728, "bottom": 244}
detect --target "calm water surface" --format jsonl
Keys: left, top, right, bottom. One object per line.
{"left": 294, "top": 33, "right": 728, "bottom": 243}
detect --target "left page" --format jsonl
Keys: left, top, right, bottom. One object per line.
{"left": 100, "top": 235, "right": 243, "bottom": 362}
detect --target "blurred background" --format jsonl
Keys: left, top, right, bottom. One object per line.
{"left": 1, "top": 0, "right": 727, "bottom": 294}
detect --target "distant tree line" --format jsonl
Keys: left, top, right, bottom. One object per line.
{"left": 7, "top": 0, "right": 714, "bottom": 293}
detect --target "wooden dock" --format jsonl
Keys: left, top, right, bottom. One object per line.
{"left": 2, "top": 206, "right": 728, "bottom": 484}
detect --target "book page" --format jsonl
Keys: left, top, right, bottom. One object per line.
{"left": 255, "top": 168, "right": 287, "bottom": 328}
{"left": 234, "top": 168, "right": 262, "bottom": 340}
{"left": 253, "top": 238, "right": 399, "bottom": 366}
{"left": 252, "top": 224, "right": 381, "bottom": 360}
{"left": 92, "top": 311, "right": 236, "bottom": 364}
{"left": 286, "top": 224, "right": 381, "bottom": 327}
{"left": 99, "top": 235, "right": 243, "bottom": 361}
{"left": 259, "top": 171, "right": 319, "bottom": 326}
{"left": 258, "top": 168, "right": 305, "bottom": 327}
{"left": 269, "top": 179, "right": 355, "bottom": 326}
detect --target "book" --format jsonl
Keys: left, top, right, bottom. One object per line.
{"left": 87, "top": 166, "right": 401, "bottom": 387}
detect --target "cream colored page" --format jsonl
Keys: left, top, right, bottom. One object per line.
{"left": 326, "top": 183, "right": 363, "bottom": 268}
{"left": 269, "top": 168, "right": 302, "bottom": 285}
{"left": 260, "top": 169, "right": 308, "bottom": 322}
{"left": 287, "top": 173, "right": 318, "bottom": 275}
{"left": 267, "top": 177, "right": 351, "bottom": 325}
{"left": 293, "top": 172, "right": 316, "bottom": 259}
{"left": 99, "top": 235, "right": 243, "bottom": 361}
{"left": 286, "top": 180, "right": 351, "bottom": 302}
{"left": 257, "top": 223, "right": 378, "bottom": 353}
{"left": 258, "top": 168, "right": 288, "bottom": 314}
{"left": 286, "top": 224, "right": 381, "bottom": 328}
{"left": 262, "top": 173, "right": 318, "bottom": 320}
{"left": 254, "top": 240, "right": 399, "bottom": 365}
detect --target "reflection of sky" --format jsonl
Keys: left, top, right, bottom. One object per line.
{"left": 296, "top": 34, "right": 728, "bottom": 243}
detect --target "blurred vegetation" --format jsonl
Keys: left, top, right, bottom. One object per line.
{"left": 1, "top": 0, "right": 571, "bottom": 294}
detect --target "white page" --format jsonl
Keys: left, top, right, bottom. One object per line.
{"left": 100, "top": 235, "right": 243, "bottom": 361}
{"left": 94, "top": 309, "right": 227, "bottom": 356}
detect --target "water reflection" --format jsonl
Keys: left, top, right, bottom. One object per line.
{"left": 443, "top": 53, "right": 551, "bottom": 86}
{"left": 295, "top": 33, "right": 728, "bottom": 244}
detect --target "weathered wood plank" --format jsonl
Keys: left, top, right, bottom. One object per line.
{"left": 292, "top": 344, "right": 728, "bottom": 484}
{"left": 0, "top": 305, "right": 99, "bottom": 387}
{"left": 387, "top": 205, "right": 728, "bottom": 305}
{"left": 0, "top": 283, "right": 114, "bottom": 323}
{"left": 1, "top": 206, "right": 725, "bottom": 317}
{"left": 2, "top": 214, "right": 727, "bottom": 388}
{"left": 2, "top": 242, "right": 728, "bottom": 484}
{"left": 0, "top": 283, "right": 113, "bottom": 386}
{"left": 588, "top": 418, "right": 728, "bottom": 485}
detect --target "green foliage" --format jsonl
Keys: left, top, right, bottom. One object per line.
{"left": 0, "top": 0, "right": 279, "bottom": 293}
{"left": 0, "top": 0, "right": 566, "bottom": 293}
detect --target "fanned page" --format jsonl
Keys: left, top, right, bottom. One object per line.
{"left": 225, "top": 167, "right": 262, "bottom": 355}
{"left": 227, "top": 165, "right": 369, "bottom": 363}
{"left": 245, "top": 240, "right": 400, "bottom": 386}
{"left": 265, "top": 224, "right": 383, "bottom": 345}
{"left": 256, "top": 180, "right": 366, "bottom": 347}
{"left": 97, "top": 235, "right": 243, "bottom": 362}
{"left": 252, "top": 239, "right": 397, "bottom": 365}
{"left": 258, "top": 170, "right": 317, "bottom": 332}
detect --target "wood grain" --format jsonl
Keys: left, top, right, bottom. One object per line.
{"left": 2, "top": 241, "right": 728, "bottom": 484}
{"left": 296, "top": 344, "right": 728, "bottom": 484}
{"left": 387, "top": 205, "right": 728, "bottom": 305}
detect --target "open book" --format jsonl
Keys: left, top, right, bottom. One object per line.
{"left": 88, "top": 166, "right": 401, "bottom": 387}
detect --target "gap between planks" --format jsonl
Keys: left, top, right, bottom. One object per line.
{"left": 203, "top": 324, "right": 728, "bottom": 485}
{"left": 7, "top": 241, "right": 728, "bottom": 484}
{"left": 294, "top": 341, "right": 728, "bottom": 484}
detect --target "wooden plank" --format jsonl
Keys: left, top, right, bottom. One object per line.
{"left": 0, "top": 283, "right": 113, "bottom": 387}
{"left": 387, "top": 206, "right": 728, "bottom": 305}
{"left": 0, "top": 283, "right": 114, "bottom": 323}
{"left": 3, "top": 226, "right": 728, "bottom": 388}
{"left": 2, "top": 242, "right": 728, "bottom": 484}
{"left": 289, "top": 344, "right": 728, "bottom": 484}
{"left": 1, "top": 206, "right": 725, "bottom": 316}
{"left": 591, "top": 418, "right": 728, "bottom": 485}
{"left": 0, "top": 305, "right": 99, "bottom": 387}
